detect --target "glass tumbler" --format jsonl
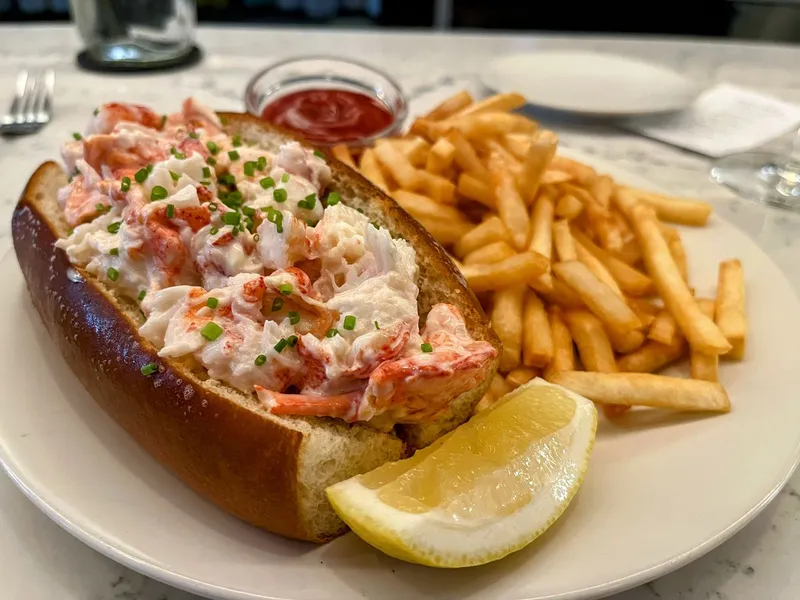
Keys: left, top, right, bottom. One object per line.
{"left": 70, "top": 0, "right": 197, "bottom": 70}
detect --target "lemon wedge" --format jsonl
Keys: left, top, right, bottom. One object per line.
{"left": 326, "top": 378, "right": 598, "bottom": 568}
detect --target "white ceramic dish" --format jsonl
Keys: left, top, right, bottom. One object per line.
{"left": 2, "top": 150, "right": 800, "bottom": 600}
{"left": 481, "top": 52, "right": 702, "bottom": 117}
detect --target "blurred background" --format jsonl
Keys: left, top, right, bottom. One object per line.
{"left": 0, "top": 0, "right": 799, "bottom": 42}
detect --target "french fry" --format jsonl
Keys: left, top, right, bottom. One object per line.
{"left": 554, "top": 194, "right": 584, "bottom": 220}
{"left": 416, "top": 170, "right": 456, "bottom": 205}
{"left": 463, "top": 241, "right": 517, "bottom": 266}
{"left": 521, "top": 131, "right": 558, "bottom": 204}
{"left": 447, "top": 129, "right": 491, "bottom": 181}
{"left": 591, "top": 175, "right": 613, "bottom": 208}
{"left": 359, "top": 149, "right": 389, "bottom": 192}
{"left": 541, "top": 170, "right": 574, "bottom": 185}
{"left": 715, "top": 259, "right": 746, "bottom": 360}
{"left": 648, "top": 309, "right": 678, "bottom": 346}
{"left": 448, "top": 112, "right": 537, "bottom": 140}
{"left": 490, "top": 372, "right": 513, "bottom": 399}
{"left": 392, "top": 189, "right": 465, "bottom": 223}
{"left": 617, "top": 336, "right": 687, "bottom": 373}
{"left": 624, "top": 186, "right": 713, "bottom": 227}
{"left": 373, "top": 140, "right": 420, "bottom": 190}
{"left": 522, "top": 290, "right": 553, "bottom": 367}
{"left": 506, "top": 366, "right": 539, "bottom": 389}
{"left": 331, "top": 144, "right": 356, "bottom": 168}
{"left": 615, "top": 190, "right": 731, "bottom": 355}
{"left": 553, "top": 219, "right": 578, "bottom": 262}
{"left": 456, "top": 172, "right": 495, "bottom": 208}
{"left": 502, "top": 133, "right": 530, "bottom": 161}
{"left": 408, "top": 118, "right": 446, "bottom": 142}
{"left": 691, "top": 299, "right": 719, "bottom": 381}
{"left": 492, "top": 285, "right": 527, "bottom": 372}
{"left": 426, "top": 137, "right": 456, "bottom": 175}
{"left": 453, "top": 92, "right": 526, "bottom": 118}
{"left": 453, "top": 216, "right": 507, "bottom": 258}
{"left": 564, "top": 310, "right": 617, "bottom": 373}
{"left": 570, "top": 229, "right": 653, "bottom": 297}
{"left": 461, "top": 252, "right": 549, "bottom": 292}
{"left": 574, "top": 239, "right": 624, "bottom": 298}
{"left": 549, "top": 156, "right": 597, "bottom": 186}
{"left": 549, "top": 371, "right": 730, "bottom": 412}
{"left": 481, "top": 139, "right": 524, "bottom": 180}
{"left": 529, "top": 190, "right": 555, "bottom": 289}
{"left": 628, "top": 301, "right": 656, "bottom": 330}
{"left": 395, "top": 137, "right": 430, "bottom": 168}
{"left": 414, "top": 216, "right": 474, "bottom": 246}
{"left": 535, "top": 275, "right": 585, "bottom": 309}
{"left": 668, "top": 234, "right": 689, "bottom": 283}
{"left": 553, "top": 261, "right": 641, "bottom": 332}
{"left": 544, "top": 308, "right": 575, "bottom": 379}
{"left": 423, "top": 90, "right": 474, "bottom": 121}
{"left": 489, "top": 152, "right": 530, "bottom": 250}
{"left": 606, "top": 326, "right": 646, "bottom": 354}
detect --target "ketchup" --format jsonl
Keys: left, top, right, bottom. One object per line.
{"left": 261, "top": 89, "right": 395, "bottom": 144}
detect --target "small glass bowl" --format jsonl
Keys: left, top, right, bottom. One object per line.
{"left": 244, "top": 56, "right": 408, "bottom": 147}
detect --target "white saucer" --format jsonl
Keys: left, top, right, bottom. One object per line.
{"left": 481, "top": 51, "right": 702, "bottom": 117}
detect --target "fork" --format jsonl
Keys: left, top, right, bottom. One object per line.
{"left": 1, "top": 69, "right": 55, "bottom": 136}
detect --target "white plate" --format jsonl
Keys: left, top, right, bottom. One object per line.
{"left": 481, "top": 52, "right": 702, "bottom": 117}
{"left": 2, "top": 151, "right": 800, "bottom": 600}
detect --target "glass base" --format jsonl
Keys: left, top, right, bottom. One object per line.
{"left": 76, "top": 44, "right": 201, "bottom": 73}
{"left": 710, "top": 152, "right": 800, "bottom": 213}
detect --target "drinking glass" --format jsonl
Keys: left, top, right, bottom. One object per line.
{"left": 70, "top": 0, "right": 197, "bottom": 70}
{"left": 711, "top": 130, "right": 800, "bottom": 213}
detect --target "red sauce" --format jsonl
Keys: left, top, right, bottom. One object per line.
{"left": 261, "top": 89, "right": 395, "bottom": 144}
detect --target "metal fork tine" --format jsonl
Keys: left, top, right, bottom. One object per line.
{"left": 5, "top": 70, "right": 28, "bottom": 125}
{"left": 25, "top": 71, "right": 45, "bottom": 124}
{"left": 40, "top": 69, "right": 55, "bottom": 123}
{"left": 18, "top": 71, "right": 37, "bottom": 125}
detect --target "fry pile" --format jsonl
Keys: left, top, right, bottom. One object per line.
{"left": 334, "top": 91, "right": 747, "bottom": 419}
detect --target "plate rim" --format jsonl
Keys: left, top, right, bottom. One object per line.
{"left": 480, "top": 51, "right": 702, "bottom": 117}
{"left": 2, "top": 148, "right": 800, "bottom": 600}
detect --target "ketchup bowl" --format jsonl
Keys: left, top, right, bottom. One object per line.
{"left": 245, "top": 56, "right": 407, "bottom": 147}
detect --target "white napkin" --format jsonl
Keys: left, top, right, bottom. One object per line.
{"left": 621, "top": 84, "right": 800, "bottom": 158}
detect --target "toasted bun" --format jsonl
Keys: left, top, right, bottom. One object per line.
{"left": 12, "top": 114, "right": 500, "bottom": 543}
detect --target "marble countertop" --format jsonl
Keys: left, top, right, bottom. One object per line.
{"left": 1, "top": 24, "right": 799, "bottom": 600}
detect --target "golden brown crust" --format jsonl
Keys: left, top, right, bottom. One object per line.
{"left": 12, "top": 115, "right": 499, "bottom": 542}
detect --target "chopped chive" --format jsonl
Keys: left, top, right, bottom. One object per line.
{"left": 202, "top": 166, "right": 212, "bottom": 179}
{"left": 207, "top": 141, "right": 219, "bottom": 155}
{"left": 210, "top": 226, "right": 219, "bottom": 235}
{"left": 274, "top": 338, "right": 288, "bottom": 353}
{"left": 93, "top": 107, "right": 100, "bottom": 116}
{"left": 228, "top": 150, "right": 240, "bottom": 161}
{"left": 106, "top": 267, "right": 119, "bottom": 281}
{"left": 231, "top": 226, "right": 239, "bottom": 237}
{"left": 421, "top": 342, "right": 433, "bottom": 353}
{"left": 110, "top": 247, "right": 119, "bottom": 256}
{"left": 245, "top": 217, "right": 255, "bottom": 232}
{"left": 371, "top": 221, "right": 381, "bottom": 230}
{"left": 222, "top": 211, "right": 241, "bottom": 226}
{"left": 356, "top": 208, "right": 364, "bottom": 214}
{"left": 121, "top": 176, "right": 131, "bottom": 192}
{"left": 288, "top": 311, "right": 300, "bottom": 325}
{"left": 160, "top": 114, "right": 167, "bottom": 128}
{"left": 257, "top": 156, "right": 267, "bottom": 171}
{"left": 281, "top": 173, "right": 290, "bottom": 183}
{"left": 232, "top": 135, "right": 242, "bottom": 147}
{"left": 141, "top": 362, "right": 158, "bottom": 376}
{"left": 207, "top": 156, "right": 217, "bottom": 166}
{"left": 260, "top": 176, "right": 275, "bottom": 190}
{"left": 200, "top": 180, "right": 211, "bottom": 186}
{"left": 279, "top": 283, "right": 293, "bottom": 295}
{"left": 271, "top": 297, "right": 284, "bottom": 311}
{"left": 241, "top": 205, "right": 255, "bottom": 217}
{"left": 169, "top": 170, "right": 180, "bottom": 182}
{"left": 325, "top": 328, "right": 339, "bottom": 338}
{"left": 254, "top": 354, "right": 267, "bottom": 366}
{"left": 374, "top": 321, "right": 380, "bottom": 330}
{"left": 273, "top": 188, "right": 287, "bottom": 203}
{"left": 313, "top": 149, "right": 325, "bottom": 159}
{"left": 343, "top": 315, "right": 356, "bottom": 331}
{"left": 151, "top": 186, "right": 168, "bottom": 201}
{"left": 166, "top": 204, "right": 175, "bottom": 219}
{"left": 170, "top": 147, "right": 186, "bottom": 160}
{"left": 206, "top": 297, "right": 219, "bottom": 308}
{"left": 253, "top": 233, "right": 260, "bottom": 242}
{"left": 146, "top": 163, "right": 154, "bottom": 174}
{"left": 188, "top": 130, "right": 199, "bottom": 139}
{"left": 299, "top": 194, "right": 316, "bottom": 210}
{"left": 95, "top": 202, "right": 106, "bottom": 213}
{"left": 287, "top": 335, "right": 298, "bottom": 347}
{"left": 219, "top": 173, "right": 236, "bottom": 186}
{"left": 107, "top": 221, "right": 121, "bottom": 234}
{"left": 305, "top": 219, "right": 316, "bottom": 227}
{"left": 326, "top": 191, "right": 341, "bottom": 206}
{"left": 138, "top": 290, "right": 146, "bottom": 301}
{"left": 244, "top": 161, "right": 256, "bottom": 177}
{"left": 72, "top": 132, "right": 82, "bottom": 141}
{"left": 201, "top": 321, "right": 223, "bottom": 341}
{"left": 208, "top": 202, "right": 217, "bottom": 212}
{"left": 134, "top": 168, "right": 149, "bottom": 183}
{"left": 223, "top": 191, "right": 243, "bottom": 208}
